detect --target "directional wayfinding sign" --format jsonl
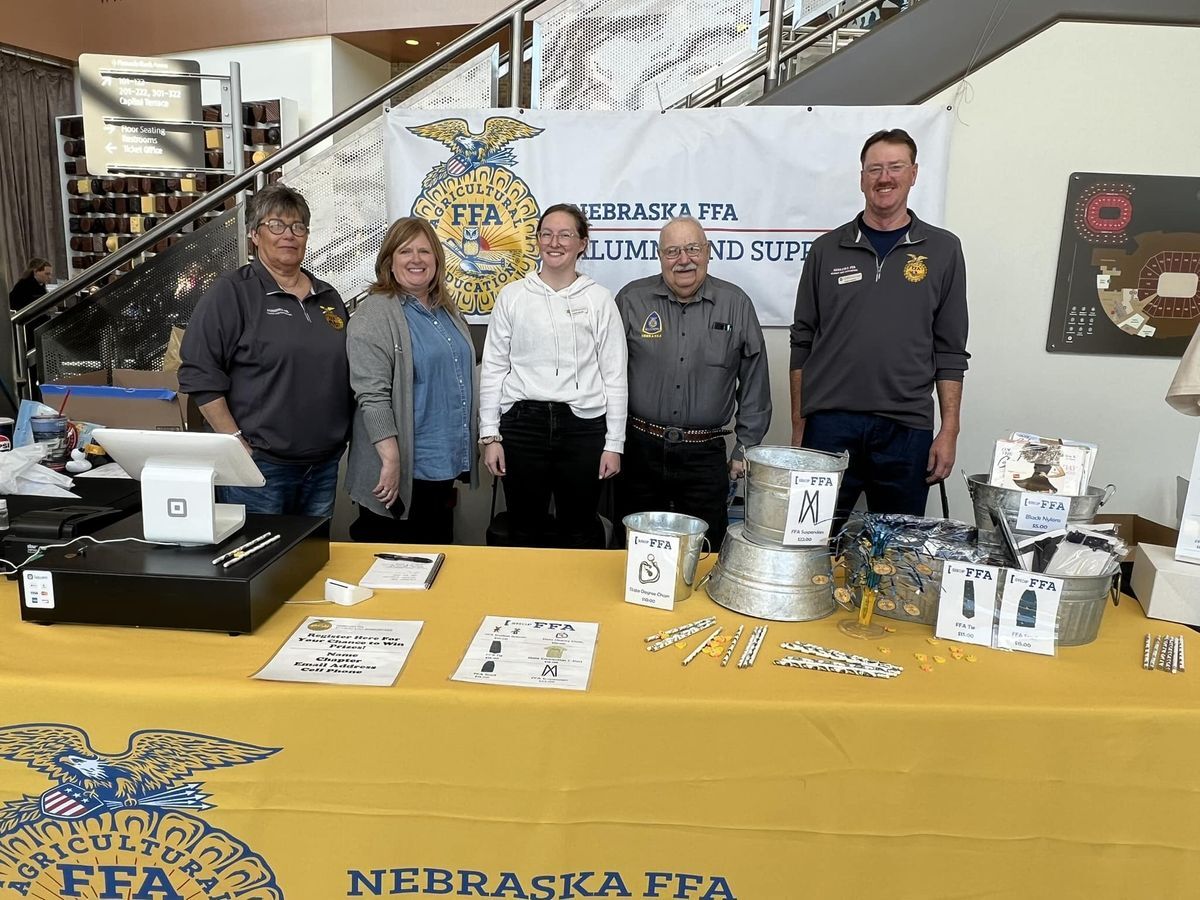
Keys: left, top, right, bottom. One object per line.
{"left": 79, "top": 53, "right": 204, "bottom": 174}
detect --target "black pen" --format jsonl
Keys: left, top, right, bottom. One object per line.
{"left": 374, "top": 553, "right": 429, "bottom": 563}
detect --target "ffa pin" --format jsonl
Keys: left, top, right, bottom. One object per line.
{"left": 903, "top": 254, "right": 928, "bottom": 283}
{"left": 321, "top": 305, "right": 345, "bottom": 330}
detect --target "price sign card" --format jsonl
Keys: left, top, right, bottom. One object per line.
{"left": 935, "top": 562, "right": 1000, "bottom": 646}
{"left": 783, "top": 471, "right": 839, "bottom": 545}
{"left": 1015, "top": 492, "right": 1072, "bottom": 533}
{"left": 625, "top": 532, "right": 679, "bottom": 610}
{"left": 996, "top": 571, "right": 1063, "bottom": 655}
{"left": 451, "top": 615, "right": 599, "bottom": 692}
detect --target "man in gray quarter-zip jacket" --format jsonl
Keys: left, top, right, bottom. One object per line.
{"left": 789, "top": 128, "right": 969, "bottom": 523}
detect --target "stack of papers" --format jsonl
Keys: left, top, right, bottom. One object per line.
{"left": 359, "top": 554, "right": 445, "bottom": 590}
{"left": 989, "top": 431, "right": 1097, "bottom": 495}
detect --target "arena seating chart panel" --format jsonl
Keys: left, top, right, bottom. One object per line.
{"left": 1048, "top": 172, "right": 1200, "bottom": 357}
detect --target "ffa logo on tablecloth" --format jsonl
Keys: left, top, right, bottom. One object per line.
{"left": 641, "top": 311, "right": 663, "bottom": 338}
{"left": 321, "top": 306, "right": 345, "bottom": 330}
{"left": 408, "top": 116, "right": 544, "bottom": 317}
{"left": 903, "top": 254, "right": 929, "bottom": 283}
{"left": 0, "top": 724, "right": 283, "bottom": 897}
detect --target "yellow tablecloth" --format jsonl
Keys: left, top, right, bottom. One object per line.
{"left": 0, "top": 543, "right": 1196, "bottom": 899}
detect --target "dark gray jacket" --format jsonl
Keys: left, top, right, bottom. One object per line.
{"left": 179, "top": 259, "right": 352, "bottom": 464}
{"left": 790, "top": 211, "right": 969, "bottom": 430}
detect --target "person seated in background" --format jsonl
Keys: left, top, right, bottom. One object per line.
{"left": 614, "top": 216, "right": 771, "bottom": 552}
{"left": 479, "top": 203, "right": 627, "bottom": 548}
{"left": 8, "top": 258, "right": 53, "bottom": 311}
{"left": 178, "top": 183, "right": 352, "bottom": 517}
{"left": 345, "top": 217, "right": 479, "bottom": 545}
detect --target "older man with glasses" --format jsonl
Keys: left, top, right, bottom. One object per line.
{"left": 789, "top": 128, "right": 969, "bottom": 524}
{"left": 179, "top": 183, "right": 352, "bottom": 518}
{"left": 614, "top": 215, "right": 771, "bottom": 550}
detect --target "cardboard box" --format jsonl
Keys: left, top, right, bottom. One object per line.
{"left": 1132, "top": 543, "right": 1200, "bottom": 626}
{"left": 41, "top": 369, "right": 196, "bottom": 431}
{"left": 1093, "top": 514, "right": 1181, "bottom": 560}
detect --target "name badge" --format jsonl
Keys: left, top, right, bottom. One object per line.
{"left": 837, "top": 272, "right": 863, "bottom": 285}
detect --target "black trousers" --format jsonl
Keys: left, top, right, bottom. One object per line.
{"left": 616, "top": 427, "right": 731, "bottom": 552}
{"left": 499, "top": 400, "right": 606, "bottom": 549}
{"left": 349, "top": 478, "right": 457, "bottom": 545}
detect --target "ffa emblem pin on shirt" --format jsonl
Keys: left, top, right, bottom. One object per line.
{"left": 641, "top": 311, "right": 663, "bottom": 338}
{"left": 321, "top": 306, "right": 345, "bottom": 330}
{"left": 903, "top": 254, "right": 929, "bottom": 283}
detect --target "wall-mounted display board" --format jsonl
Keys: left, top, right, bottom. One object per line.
{"left": 1048, "top": 172, "right": 1200, "bottom": 357}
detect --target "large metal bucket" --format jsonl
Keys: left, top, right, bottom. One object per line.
{"left": 622, "top": 511, "right": 708, "bottom": 603}
{"left": 965, "top": 474, "right": 1115, "bottom": 554}
{"left": 705, "top": 524, "right": 835, "bottom": 621}
{"left": 854, "top": 560, "right": 1119, "bottom": 646}
{"left": 744, "top": 445, "right": 849, "bottom": 546}
{"left": 1053, "top": 568, "right": 1122, "bottom": 647}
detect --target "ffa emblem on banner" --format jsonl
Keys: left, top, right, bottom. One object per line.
{"left": 903, "top": 254, "right": 929, "bottom": 283}
{"left": 408, "top": 117, "right": 544, "bottom": 317}
{"left": 0, "top": 724, "right": 283, "bottom": 898}
{"left": 642, "top": 311, "right": 663, "bottom": 338}
{"left": 321, "top": 305, "right": 345, "bottom": 330}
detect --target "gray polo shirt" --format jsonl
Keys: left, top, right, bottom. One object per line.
{"left": 615, "top": 274, "right": 771, "bottom": 455}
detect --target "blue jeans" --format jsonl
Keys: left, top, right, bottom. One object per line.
{"left": 217, "top": 456, "right": 341, "bottom": 517}
{"left": 801, "top": 411, "right": 932, "bottom": 521}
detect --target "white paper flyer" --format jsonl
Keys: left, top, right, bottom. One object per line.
{"left": 451, "top": 615, "right": 599, "bottom": 691}
{"left": 254, "top": 617, "right": 423, "bottom": 687}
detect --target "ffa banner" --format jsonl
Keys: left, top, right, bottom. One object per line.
{"left": 384, "top": 106, "right": 952, "bottom": 324}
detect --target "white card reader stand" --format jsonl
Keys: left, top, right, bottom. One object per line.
{"left": 93, "top": 429, "right": 265, "bottom": 546}
{"left": 141, "top": 461, "right": 244, "bottom": 545}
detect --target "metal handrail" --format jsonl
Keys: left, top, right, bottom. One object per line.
{"left": 12, "top": 0, "right": 549, "bottom": 335}
{"left": 13, "top": 0, "right": 902, "bottom": 386}
{"left": 687, "top": 0, "right": 887, "bottom": 108}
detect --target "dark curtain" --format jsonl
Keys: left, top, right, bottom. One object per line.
{"left": 0, "top": 51, "right": 75, "bottom": 293}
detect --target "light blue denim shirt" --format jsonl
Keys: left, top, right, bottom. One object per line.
{"left": 402, "top": 298, "right": 473, "bottom": 481}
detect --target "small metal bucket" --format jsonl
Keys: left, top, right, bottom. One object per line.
{"left": 744, "top": 445, "right": 849, "bottom": 546}
{"left": 705, "top": 524, "right": 835, "bottom": 621}
{"left": 965, "top": 474, "right": 1115, "bottom": 554}
{"left": 622, "top": 511, "right": 709, "bottom": 603}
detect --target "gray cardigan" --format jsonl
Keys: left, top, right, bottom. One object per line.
{"left": 346, "top": 293, "right": 480, "bottom": 519}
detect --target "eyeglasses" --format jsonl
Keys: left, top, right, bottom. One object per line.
{"left": 537, "top": 230, "right": 579, "bottom": 242}
{"left": 660, "top": 243, "right": 708, "bottom": 260}
{"left": 259, "top": 219, "right": 310, "bottom": 237}
{"left": 863, "top": 162, "right": 913, "bottom": 178}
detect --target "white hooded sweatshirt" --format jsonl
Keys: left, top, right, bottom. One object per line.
{"left": 479, "top": 272, "right": 628, "bottom": 453}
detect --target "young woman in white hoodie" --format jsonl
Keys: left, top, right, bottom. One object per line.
{"left": 479, "top": 204, "right": 628, "bottom": 548}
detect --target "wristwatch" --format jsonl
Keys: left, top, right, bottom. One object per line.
{"left": 478, "top": 435, "right": 502, "bottom": 446}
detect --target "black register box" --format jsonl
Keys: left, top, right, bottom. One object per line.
{"left": 17, "top": 514, "right": 328, "bottom": 633}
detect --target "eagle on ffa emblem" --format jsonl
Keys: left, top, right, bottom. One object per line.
{"left": 0, "top": 724, "right": 278, "bottom": 830}
{"left": 903, "top": 254, "right": 929, "bottom": 283}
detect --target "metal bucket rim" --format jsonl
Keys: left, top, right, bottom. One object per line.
{"left": 966, "top": 473, "right": 1107, "bottom": 501}
{"left": 621, "top": 511, "right": 708, "bottom": 538}
{"left": 746, "top": 445, "right": 849, "bottom": 471}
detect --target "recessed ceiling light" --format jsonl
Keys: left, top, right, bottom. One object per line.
{"left": 405, "top": 38, "right": 420, "bottom": 46}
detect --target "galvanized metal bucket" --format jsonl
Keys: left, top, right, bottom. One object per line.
{"left": 744, "top": 445, "right": 849, "bottom": 546}
{"left": 622, "top": 511, "right": 709, "bottom": 604}
{"left": 705, "top": 524, "right": 835, "bottom": 622}
{"left": 851, "top": 560, "right": 1119, "bottom": 646}
{"left": 965, "top": 473, "right": 1115, "bottom": 554}
{"left": 1053, "top": 568, "right": 1122, "bottom": 647}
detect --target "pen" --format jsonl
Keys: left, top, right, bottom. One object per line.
{"left": 223, "top": 533, "right": 282, "bottom": 568}
{"left": 374, "top": 553, "right": 430, "bottom": 563}
{"left": 211, "top": 532, "right": 273, "bottom": 566}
